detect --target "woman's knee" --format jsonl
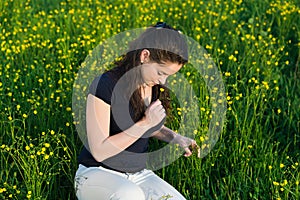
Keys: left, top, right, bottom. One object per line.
{"left": 110, "top": 184, "right": 145, "bottom": 200}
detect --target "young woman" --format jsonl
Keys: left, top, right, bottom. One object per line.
{"left": 75, "top": 22, "right": 198, "bottom": 200}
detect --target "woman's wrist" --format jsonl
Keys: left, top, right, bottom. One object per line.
{"left": 125, "top": 118, "right": 151, "bottom": 138}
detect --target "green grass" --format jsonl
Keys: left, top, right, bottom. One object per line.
{"left": 1, "top": 0, "right": 299, "bottom": 199}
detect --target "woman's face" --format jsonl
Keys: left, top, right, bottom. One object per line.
{"left": 140, "top": 61, "right": 183, "bottom": 87}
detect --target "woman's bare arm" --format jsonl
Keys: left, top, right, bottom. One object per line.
{"left": 151, "top": 126, "right": 199, "bottom": 157}
{"left": 86, "top": 94, "right": 165, "bottom": 162}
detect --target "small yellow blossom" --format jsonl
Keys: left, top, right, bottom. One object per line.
{"left": 280, "top": 163, "right": 285, "bottom": 168}
{"left": 273, "top": 181, "right": 279, "bottom": 186}
{"left": 200, "top": 136, "right": 205, "bottom": 142}
{"left": 225, "top": 72, "right": 231, "bottom": 77}
{"left": 280, "top": 180, "right": 288, "bottom": 186}
{"left": 268, "top": 165, "right": 272, "bottom": 170}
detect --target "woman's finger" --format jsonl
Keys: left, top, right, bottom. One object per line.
{"left": 184, "top": 147, "right": 192, "bottom": 157}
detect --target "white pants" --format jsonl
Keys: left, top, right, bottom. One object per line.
{"left": 74, "top": 164, "right": 186, "bottom": 200}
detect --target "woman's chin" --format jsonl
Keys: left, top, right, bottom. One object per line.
{"left": 145, "top": 83, "right": 155, "bottom": 87}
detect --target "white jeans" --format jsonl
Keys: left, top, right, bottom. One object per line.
{"left": 74, "top": 164, "right": 186, "bottom": 200}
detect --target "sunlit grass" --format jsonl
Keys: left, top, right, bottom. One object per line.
{"left": 1, "top": 0, "right": 299, "bottom": 199}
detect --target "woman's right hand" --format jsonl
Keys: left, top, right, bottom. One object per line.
{"left": 143, "top": 99, "right": 166, "bottom": 127}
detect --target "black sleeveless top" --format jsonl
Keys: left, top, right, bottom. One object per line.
{"left": 77, "top": 70, "right": 163, "bottom": 173}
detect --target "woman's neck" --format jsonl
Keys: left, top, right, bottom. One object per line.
{"left": 140, "top": 85, "right": 152, "bottom": 107}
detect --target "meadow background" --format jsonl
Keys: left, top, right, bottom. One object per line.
{"left": 1, "top": 0, "right": 299, "bottom": 199}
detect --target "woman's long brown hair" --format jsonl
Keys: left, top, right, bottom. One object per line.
{"left": 110, "top": 23, "right": 188, "bottom": 122}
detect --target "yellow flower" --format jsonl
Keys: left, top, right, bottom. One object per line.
{"left": 205, "top": 44, "right": 212, "bottom": 49}
{"left": 25, "top": 146, "right": 30, "bottom": 151}
{"left": 200, "top": 136, "right": 205, "bottom": 142}
{"left": 225, "top": 72, "right": 231, "bottom": 77}
{"left": 280, "top": 180, "right": 288, "bottom": 186}
{"left": 273, "top": 181, "right": 279, "bottom": 186}
{"left": 280, "top": 163, "right": 285, "bottom": 168}
{"left": 268, "top": 165, "right": 272, "bottom": 170}
{"left": 228, "top": 55, "right": 237, "bottom": 62}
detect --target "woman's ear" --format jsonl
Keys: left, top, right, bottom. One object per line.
{"left": 140, "top": 49, "right": 150, "bottom": 63}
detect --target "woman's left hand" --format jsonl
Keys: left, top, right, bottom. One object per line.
{"left": 173, "top": 134, "right": 199, "bottom": 157}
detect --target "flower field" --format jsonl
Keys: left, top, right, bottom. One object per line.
{"left": 0, "top": 0, "right": 299, "bottom": 199}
